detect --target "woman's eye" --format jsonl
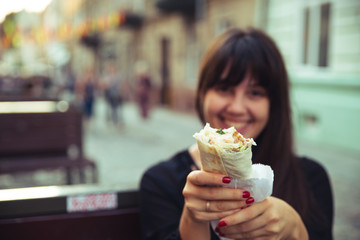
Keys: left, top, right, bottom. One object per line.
{"left": 250, "top": 90, "right": 262, "bottom": 96}
{"left": 248, "top": 88, "right": 267, "bottom": 97}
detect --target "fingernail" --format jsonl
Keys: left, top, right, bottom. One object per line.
{"left": 215, "top": 227, "right": 219, "bottom": 233}
{"left": 218, "top": 220, "right": 227, "bottom": 227}
{"left": 246, "top": 197, "right": 254, "bottom": 204}
{"left": 242, "top": 191, "right": 250, "bottom": 198}
{"left": 222, "top": 176, "right": 231, "bottom": 184}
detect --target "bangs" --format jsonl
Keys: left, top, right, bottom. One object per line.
{"left": 211, "top": 34, "right": 270, "bottom": 91}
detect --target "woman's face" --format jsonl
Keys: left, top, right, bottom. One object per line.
{"left": 202, "top": 72, "right": 270, "bottom": 139}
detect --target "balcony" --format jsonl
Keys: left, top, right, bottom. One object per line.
{"left": 156, "top": 0, "right": 196, "bottom": 14}
{"left": 120, "top": 11, "right": 143, "bottom": 28}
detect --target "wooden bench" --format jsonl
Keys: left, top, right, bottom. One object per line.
{"left": 0, "top": 188, "right": 140, "bottom": 240}
{"left": 0, "top": 100, "right": 97, "bottom": 185}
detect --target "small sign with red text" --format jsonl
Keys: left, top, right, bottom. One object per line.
{"left": 67, "top": 193, "right": 117, "bottom": 212}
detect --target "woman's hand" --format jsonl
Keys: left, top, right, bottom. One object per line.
{"left": 183, "top": 170, "right": 252, "bottom": 222}
{"left": 216, "top": 196, "right": 309, "bottom": 240}
{"left": 179, "top": 170, "right": 252, "bottom": 240}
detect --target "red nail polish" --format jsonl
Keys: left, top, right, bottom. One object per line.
{"left": 246, "top": 197, "right": 254, "bottom": 204}
{"left": 215, "top": 227, "right": 219, "bottom": 233}
{"left": 242, "top": 191, "right": 250, "bottom": 198}
{"left": 222, "top": 176, "right": 231, "bottom": 184}
{"left": 218, "top": 220, "right": 227, "bottom": 227}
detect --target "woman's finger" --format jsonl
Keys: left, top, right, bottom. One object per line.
{"left": 218, "top": 199, "right": 268, "bottom": 226}
{"left": 186, "top": 170, "right": 232, "bottom": 186}
{"left": 184, "top": 171, "right": 250, "bottom": 202}
{"left": 184, "top": 183, "right": 251, "bottom": 201}
{"left": 216, "top": 215, "right": 266, "bottom": 237}
{"left": 218, "top": 216, "right": 282, "bottom": 240}
{"left": 220, "top": 228, "right": 269, "bottom": 240}
{"left": 186, "top": 197, "right": 249, "bottom": 212}
{"left": 190, "top": 208, "right": 240, "bottom": 222}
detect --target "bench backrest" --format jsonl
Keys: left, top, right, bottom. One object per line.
{"left": 0, "top": 110, "right": 83, "bottom": 158}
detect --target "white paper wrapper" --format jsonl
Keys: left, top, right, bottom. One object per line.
{"left": 211, "top": 164, "right": 274, "bottom": 239}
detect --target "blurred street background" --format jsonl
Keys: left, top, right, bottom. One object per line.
{"left": 1, "top": 99, "right": 360, "bottom": 239}
{"left": 0, "top": 0, "right": 360, "bottom": 239}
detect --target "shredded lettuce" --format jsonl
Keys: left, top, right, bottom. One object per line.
{"left": 216, "top": 128, "right": 226, "bottom": 135}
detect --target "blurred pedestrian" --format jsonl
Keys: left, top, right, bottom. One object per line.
{"left": 103, "top": 64, "right": 124, "bottom": 127}
{"left": 135, "top": 61, "right": 152, "bottom": 120}
{"left": 64, "top": 66, "right": 77, "bottom": 103}
{"left": 76, "top": 68, "right": 97, "bottom": 128}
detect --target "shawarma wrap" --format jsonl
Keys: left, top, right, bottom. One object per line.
{"left": 194, "top": 123, "right": 273, "bottom": 239}
{"left": 193, "top": 123, "right": 256, "bottom": 180}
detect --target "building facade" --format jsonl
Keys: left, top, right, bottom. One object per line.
{"left": 264, "top": 0, "right": 360, "bottom": 153}
{"left": 39, "top": 0, "right": 360, "bottom": 153}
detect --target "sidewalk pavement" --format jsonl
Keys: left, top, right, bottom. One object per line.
{"left": 84, "top": 99, "right": 203, "bottom": 189}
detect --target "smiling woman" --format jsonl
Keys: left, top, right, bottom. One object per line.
{"left": 139, "top": 27, "right": 334, "bottom": 240}
{"left": 0, "top": 0, "right": 52, "bottom": 22}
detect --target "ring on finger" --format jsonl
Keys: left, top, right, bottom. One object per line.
{"left": 206, "top": 200, "right": 210, "bottom": 212}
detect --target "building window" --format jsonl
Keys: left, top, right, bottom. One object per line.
{"left": 302, "top": 7, "right": 310, "bottom": 65}
{"left": 302, "top": 2, "right": 331, "bottom": 67}
{"left": 319, "top": 3, "right": 331, "bottom": 67}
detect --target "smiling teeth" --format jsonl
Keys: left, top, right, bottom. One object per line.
{"left": 225, "top": 121, "right": 247, "bottom": 129}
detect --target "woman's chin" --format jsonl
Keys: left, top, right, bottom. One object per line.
{"left": 235, "top": 126, "right": 251, "bottom": 137}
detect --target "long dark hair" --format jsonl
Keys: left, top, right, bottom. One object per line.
{"left": 195, "top": 28, "right": 316, "bottom": 223}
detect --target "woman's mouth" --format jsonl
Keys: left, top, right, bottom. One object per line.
{"left": 224, "top": 120, "right": 247, "bottom": 129}
{"left": 223, "top": 120, "right": 251, "bottom": 133}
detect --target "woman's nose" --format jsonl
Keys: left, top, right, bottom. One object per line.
{"left": 227, "top": 91, "right": 247, "bottom": 113}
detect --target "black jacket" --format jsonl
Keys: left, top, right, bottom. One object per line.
{"left": 140, "top": 150, "right": 333, "bottom": 240}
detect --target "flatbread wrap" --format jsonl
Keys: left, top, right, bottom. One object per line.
{"left": 193, "top": 123, "right": 256, "bottom": 180}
